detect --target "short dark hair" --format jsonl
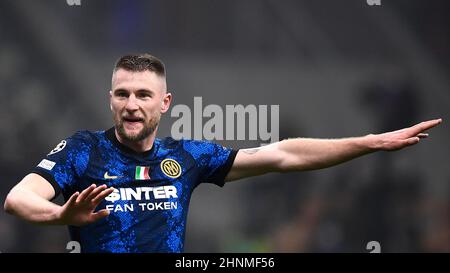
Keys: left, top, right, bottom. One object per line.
{"left": 113, "top": 53, "right": 166, "bottom": 77}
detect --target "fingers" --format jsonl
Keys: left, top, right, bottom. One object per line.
{"left": 405, "top": 137, "right": 420, "bottom": 146}
{"left": 413, "top": 118, "right": 442, "bottom": 134}
{"left": 76, "top": 184, "right": 96, "bottom": 203}
{"left": 91, "top": 209, "right": 110, "bottom": 222}
{"left": 66, "top": 191, "right": 80, "bottom": 206}
{"left": 91, "top": 187, "right": 115, "bottom": 206}
{"left": 74, "top": 185, "right": 113, "bottom": 208}
{"left": 85, "top": 184, "right": 108, "bottom": 202}
{"left": 417, "top": 133, "right": 429, "bottom": 138}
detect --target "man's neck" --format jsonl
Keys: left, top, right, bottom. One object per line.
{"left": 114, "top": 129, "right": 157, "bottom": 153}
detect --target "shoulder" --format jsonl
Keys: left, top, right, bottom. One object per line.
{"left": 44, "top": 130, "right": 97, "bottom": 162}
{"left": 57, "top": 130, "right": 99, "bottom": 151}
{"left": 180, "top": 139, "right": 232, "bottom": 160}
{"left": 180, "top": 138, "right": 222, "bottom": 151}
{"left": 67, "top": 130, "right": 100, "bottom": 144}
{"left": 157, "top": 137, "right": 216, "bottom": 148}
{"left": 157, "top": 137, "right": 223, "bottom": 154}
{"left": 157, "top": 136, "right": 183, "bottom": 149}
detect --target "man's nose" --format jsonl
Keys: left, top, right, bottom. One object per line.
{"left": 125, "top": 94, "right": 139, "bottom": 111}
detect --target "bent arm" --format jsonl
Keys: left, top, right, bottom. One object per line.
{"left": 3, "top": 173, "right": 62, "bottom": 225}
{"left": 5, "top": 173, "right": 114, "bottom": 226}
{"left": 225, "top": 118, "right": 442, "bottom": 182}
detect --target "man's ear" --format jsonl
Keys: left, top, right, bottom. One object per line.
{"left": 161, "top": 92, "right": 172, "bottom": 114}
{"left": 109, "top": 90, "right": 113, "bottom": 111}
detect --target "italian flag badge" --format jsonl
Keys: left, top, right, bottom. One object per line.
{"left": 135, "top": 166, "right": 151, "bottom": 180}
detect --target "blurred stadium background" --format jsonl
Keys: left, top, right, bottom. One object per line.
{"left": 0, "top": 0, "right": 448, "bottom": 252}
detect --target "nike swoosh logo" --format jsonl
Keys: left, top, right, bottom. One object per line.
{"left": 104, "top": 172, "right": 122, "bottom": 179}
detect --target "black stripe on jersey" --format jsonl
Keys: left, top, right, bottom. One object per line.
{"left": 209, "top": 149, "right": 239, "bottom": 187}
{"left": 31, "top": 169, "right": 62, "bottom": 201}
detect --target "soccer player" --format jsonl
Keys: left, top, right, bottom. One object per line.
{"left": 3, "top": 54, "right": 442, "bottom": 252}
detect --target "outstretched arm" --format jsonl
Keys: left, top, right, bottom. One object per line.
{"left": 225, "top": 118, "right": 442, "bottom": 182}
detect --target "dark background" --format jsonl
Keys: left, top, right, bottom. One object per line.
{"left": 0, "top": 0, "right": 448, "bottom": 252}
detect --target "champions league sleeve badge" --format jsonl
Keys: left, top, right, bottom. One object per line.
{"left": 48, "top": 140, "right": 67, "bottom": 155}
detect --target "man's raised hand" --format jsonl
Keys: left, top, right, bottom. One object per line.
{"left": 57, "top": 184, "right": 114, "bottom": 226}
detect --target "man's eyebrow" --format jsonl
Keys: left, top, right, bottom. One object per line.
{"left": 136, "top": 89, "right": 154, "bottom": 94}
{"left": 113, "top": 88, "right": 154, "bottom": 94}
{"left": 113, "top": 88, "right": 129, "bottom": 94}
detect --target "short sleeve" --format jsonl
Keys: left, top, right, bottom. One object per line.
{"left": 32, "top": 131, "right": 92, "bottom": 199}
{"left": 182, "top": 139, "right": 238, "bottom": 187}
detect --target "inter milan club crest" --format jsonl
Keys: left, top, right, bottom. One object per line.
{"left": 160, "top": 159, "right": 182, "bottom": 178}
{"left": 135, "top": 166, "right": 151, "bottom": 180}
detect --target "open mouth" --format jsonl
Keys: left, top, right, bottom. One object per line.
{"left": 123, "top": 116, "right": 144, "bottom": 123}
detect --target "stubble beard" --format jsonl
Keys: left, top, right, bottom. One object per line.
{"left": 114, "top": 112, "right": 160, "bottom": 142}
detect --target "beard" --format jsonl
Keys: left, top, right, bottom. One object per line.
{"left": 114, "top": 111, "right": 160, "bottom": 142}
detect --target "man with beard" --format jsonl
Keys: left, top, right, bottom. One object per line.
{"left": 4, "top": 54, "right": 442, "bottom": 253}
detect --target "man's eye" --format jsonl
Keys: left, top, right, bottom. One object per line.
{"left": 117, "top": 93, "right": 128, "bottom": 97}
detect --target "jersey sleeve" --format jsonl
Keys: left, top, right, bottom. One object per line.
{"left": 182, "top": 139, "right": 238, "bottom": 187}
{"left": 31, "top": 131, "right": 92, "bottom": 200}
